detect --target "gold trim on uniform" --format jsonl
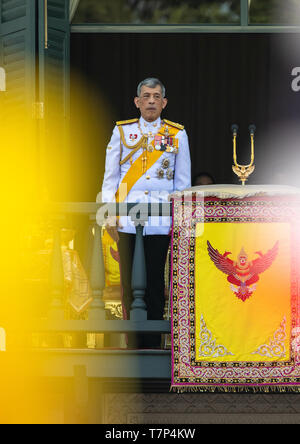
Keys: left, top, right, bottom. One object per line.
{"left": 163, "top": 119, "right": 184, "bottom": 131}
{"left": 116, "top": 122, "right": 182, "bottom": 202}
{"left": 116, "top": 118, "right": 139, "bottom": 126}
{"left": 119, "top": 141, "right": 146, "bottom": 165}
{"left": 118, "top": 125, "right": 146, "bottom": 150}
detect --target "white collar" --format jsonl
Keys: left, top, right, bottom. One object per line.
{"left": 139, "top": 116, "right": 161, "bottom": 129}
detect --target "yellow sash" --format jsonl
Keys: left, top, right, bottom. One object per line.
{"left": 116, "top": 124, "right": 180, "bottom": 202}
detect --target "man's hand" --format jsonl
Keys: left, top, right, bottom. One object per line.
{"left": 105, "top": 216, "right": 122, "bottom": 243}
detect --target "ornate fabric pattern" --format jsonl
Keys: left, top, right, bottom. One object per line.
{"left": 198, "top": 314, "right": 234, "bottom": 358}
{"left": 251, "top": 317, "right": 286, "bottom": 359}
{"left": 171, "top": 194, "right": 300, "bottom": 392}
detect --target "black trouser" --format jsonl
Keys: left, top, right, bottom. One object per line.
{"left": 118, "top": 232, "right": 170, "bottom": 348}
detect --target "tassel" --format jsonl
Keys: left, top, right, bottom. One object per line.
{"left": 170, "top": 385, "right": 300, "bottom": 394}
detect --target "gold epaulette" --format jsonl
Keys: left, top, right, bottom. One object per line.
{"left": 116, "top": 118, "right": 139, "bottom": 126}
{"left": 163, "top": 119, "right": 184, "bottom": 131}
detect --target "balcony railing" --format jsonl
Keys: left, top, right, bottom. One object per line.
{"left": 24, "top": 202, "right": 173, "bottom": 381}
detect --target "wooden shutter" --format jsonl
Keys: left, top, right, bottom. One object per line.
{"left": 38, "top": 0, "right": 70, "bottom": 200}
{"left": 0, "top": 0, "right": 71, "bottom": 199}
{"left": 0, "top": 0, "right": 37, "bottom": 115}
{"left": 39, "top": 0, "right": 70, "bottom": 118}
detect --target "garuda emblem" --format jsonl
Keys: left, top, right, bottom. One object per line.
{"left": 207, "top": 240, "right": 279, "bottom": 302}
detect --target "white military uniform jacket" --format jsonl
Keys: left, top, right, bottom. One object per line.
{"left": 101, "top": 116, "right": 191, "bottom": 235}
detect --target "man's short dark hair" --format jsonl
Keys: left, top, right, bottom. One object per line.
{"left": 192, "top": 172, "right": 215, "bottom": 186}
{"left": 137, "top": 78, "right": 166, "bottom": 98}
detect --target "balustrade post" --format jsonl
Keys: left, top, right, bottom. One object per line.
{"left": 49, "top": 226, "right": 65, "bottom": 320}
{"left": 130, "top": 207, "right": 148, "bottom": 321}
{"left": 82, "top": 222, "right": 94, "bottom": 274}
{"left": 88, "top": 222, "right": 105, "bottom": 321}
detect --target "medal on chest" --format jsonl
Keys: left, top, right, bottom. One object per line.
{"left": 154, "top": 125, "right": 179, "bottom": 153}
{"left": 129, "top": 134, "right": 138, "bottom": 142}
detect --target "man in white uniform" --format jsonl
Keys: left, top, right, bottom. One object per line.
{"left": 101, "top": 78, "right": 191, "bottom": 347}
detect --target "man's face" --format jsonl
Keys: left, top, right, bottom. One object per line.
{"left": 134, "top": 85, "right": 168, "bottom": 122}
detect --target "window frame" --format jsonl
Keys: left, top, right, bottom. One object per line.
{"left": 70, "top": 0, "right": 300, "bottom": 34}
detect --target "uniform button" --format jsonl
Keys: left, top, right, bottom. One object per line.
{"left": 145, "top": 191, "right": 149, "bottom": 195}
{"left": 146, "top": 175, "right": 151, "bottom": 180}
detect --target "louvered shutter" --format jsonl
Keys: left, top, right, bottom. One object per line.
{"left": 0, "top": 0, "right": 36, "bottom": 115}
{"left": 39, "top": 0, "right": 70, "bottom": 119}
{"left": 38, "top": 0, "right": 70, "bottom": 200}
{"left": 0, "top": 0, "right": 71, "bottom": 199}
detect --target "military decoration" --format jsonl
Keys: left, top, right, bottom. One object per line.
{"left": 166, "top": 168, "right": 174, "bottom": 180}
{"left": 156, "top": 168, "right": 165, "bottom": 179}
{"left": 155, "top": 136, "right": 162, "bottom": 151}
{"left": 161, "top": 158, "right": 170, "bottom": 169}
{"left": 129, "top": 134, "right": 138, "bottom": 142}
{"left": 154, "top": 135, "right": 179, "bottom": 153}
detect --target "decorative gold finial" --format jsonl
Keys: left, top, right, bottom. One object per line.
{"left": 232, "top": 124, "right": 256, "bottom": 186}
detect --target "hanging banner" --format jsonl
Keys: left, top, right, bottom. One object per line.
{"left": 171, "top": 186, "right": 300, "bottom": 392}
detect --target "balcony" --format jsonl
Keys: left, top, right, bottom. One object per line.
{"left": 1, "top": 200, "right": 300, "bottom": 424}
{"left": 18, "top": 202, "right": 173, "bottom": 377}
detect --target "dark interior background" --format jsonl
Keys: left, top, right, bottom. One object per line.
{"left": 70, "top": 32, "right": 300, "bottom": 202}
